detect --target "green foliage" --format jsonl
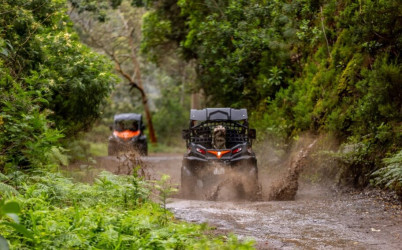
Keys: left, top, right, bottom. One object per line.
{"left": 141, "top": 10, "right": 172, "bottom": 62}
{"left": 140, "top": 0, "right": 189, "bottom": 60}
{"left": 39, "top": 31, "right": 116, "bottom": 136}
{"left": 65, "top": 137, "right": 96, "bottom": 163}
{"left": 0, "top": 171, "right": 253, "bottom": 249}
{"left": 69, "top": 0, "right": 122, "bottom": 21}
{"left": 0, "top": 0, "right": 116, "bottom": 133}
{"left": 152, "top": 81, "right": 189, "bottom": 146}
{"left": 0, "top": 199, "right": 33, "bottom": 249}
{"left": 153, "top": 174, "right": 178, "bottom": 225}
{"left": 0, "top": 181, "right": 19, "bottom": 198}
{"left": 0, "top": 78, "right": 63, "bottom": 170}
{"left": 333, "top": 141, "right": 376, "bottom": 187}
{"left": 0, "top": 200, "right": 21, "bottom": 223}
{"left": 372, "top": 150, "right": 402, "bottom": 196}
{"left": 46, "top": 147, "right": 70, "bottom": 167}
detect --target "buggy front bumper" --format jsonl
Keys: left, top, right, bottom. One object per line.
{"left": 182, "top": 155, "right": 257, "bottom": 177}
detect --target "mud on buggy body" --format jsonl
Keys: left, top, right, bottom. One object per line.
{"left": 108, "top": 113, "right": 148, "bottom": 156}
{"left": 181, "top": 108, "right": 259, "bottom": 200}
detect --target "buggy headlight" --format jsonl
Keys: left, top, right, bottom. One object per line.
{"left": 196, "top": 148, "right": 206, "bottom": 155}
{"left": 232, "top": 147, "right": 242, "bottom": 154}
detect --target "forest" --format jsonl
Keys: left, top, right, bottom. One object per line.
{"left": 0, "top": 0, "right": 401, "bottom": 248}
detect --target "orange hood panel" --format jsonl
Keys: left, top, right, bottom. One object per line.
{"left": 113, "top": 130, "right": 140, "bottom": 140}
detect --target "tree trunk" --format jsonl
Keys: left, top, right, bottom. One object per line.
{"left": 128, "top": 36, "right": 157, "bottom": 143}
{"left": 191, "top": 92, "right": 200, "bottom": 109}
{"left": 135, "top": 79, "right": 157, "bottom": 144}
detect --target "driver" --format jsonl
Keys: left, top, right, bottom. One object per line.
{"left": 116, "top": 121, "right": 124, "bottom": 131}
{"left": 212, "top": 125, "right": 226, "bottom": 149}
{"left": 131, "top": 121, "right": 138, "bottom": 131}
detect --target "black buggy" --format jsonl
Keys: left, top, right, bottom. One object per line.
{"left": 108, "top": 113, "right": 148, "bottom": 156}
{"left": 181, "top": 108, "right": 260, "bottom": 200}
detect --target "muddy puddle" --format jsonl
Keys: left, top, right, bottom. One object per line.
{"left": 167, "top": 185, "right": 401, "bottom": 249}
{"left": 94, "top": 153, "right": 401, "bottom": 249}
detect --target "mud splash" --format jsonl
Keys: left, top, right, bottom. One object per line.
{"left": 95, "top": 137, "right": 319, "bottom": 202}
{"left": 204, "top": 173, "right": 262, "bottom": 201}
{"left": 201, "top": 139, "right": 317, "bottom": 202}
{"left": 268, "top": 139, "right": 317, "bottom": 200}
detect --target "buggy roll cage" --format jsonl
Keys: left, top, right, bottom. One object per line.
{"left": 182, "top": 108, "right": 256, "bottom": 148}
{"left": 110, "top": 113, "right": 146, "bottom": 132}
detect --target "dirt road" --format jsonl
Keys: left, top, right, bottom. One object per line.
{"left": 99, "top": 154, "right": 402, "bottom": 249}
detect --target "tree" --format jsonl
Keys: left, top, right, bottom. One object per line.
{"left": 70, "top": 1, "right": 158, "bottom": 143}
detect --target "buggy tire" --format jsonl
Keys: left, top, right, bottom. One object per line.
{"left": 246, "top": 175, "right": 262, "bottom": 201}
{"left": 138, "top": 142, "right": 148, "bottom": 156}
{"left": 240, "top": 164, "right": 261, "bottom": 201}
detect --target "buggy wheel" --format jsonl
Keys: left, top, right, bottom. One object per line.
{"left": 240, "top": 164, "right": 261, "bottom": 201}
{"left": 245, "top": 181, "right": 262, "bottom": 201}
{"left": 138, "top": 142, "right": 148, "bottom": 156}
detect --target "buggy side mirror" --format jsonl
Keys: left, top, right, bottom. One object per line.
{"left": 109, "top": 125, "right": 113, "bottom": 131}
{"left": 182, "top": 129, "right": 190, "bottom": 140}
{"left": 141, "top": 124, "right": 146, "bottom": 131}
{"left": 249, "top": 129, "right": 256, "bottom": 139}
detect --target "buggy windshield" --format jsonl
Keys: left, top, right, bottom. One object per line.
{"left": 114, "top": 120, "right": 139, "bottom": 132}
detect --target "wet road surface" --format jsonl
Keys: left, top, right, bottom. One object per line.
{"left": 167, "top": 188, "right": 401, "bottom": 249}
{"left": 99, "top": 154, "right": 402, "bottom": 249}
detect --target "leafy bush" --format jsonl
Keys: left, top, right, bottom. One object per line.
{"left": 0, "top": 77, "right": 63, "bottom": 171}
{"left": 333, "top": 141, "right": 375, "bottom": 187}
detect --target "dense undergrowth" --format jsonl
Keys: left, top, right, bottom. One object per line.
{"left": 0, "top": 170, "right": 253, "bottom": 249}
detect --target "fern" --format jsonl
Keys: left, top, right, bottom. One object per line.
{"left": 0, "top": 173, "right": 9, "bottom": 181}
{"left": 0, "top": 169, "right": 252, "bottom": 249}
{"left": 372, "top": 150, "right": 402, "bottom": 195}
{"left": 0, "top": 182, "right": 19, "bottom": 196}
{"left": 55, "top": 233, "right": 82, "bottom": 248}
{"left": 47, "top": 146, "right": 69, "bottom": 166}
